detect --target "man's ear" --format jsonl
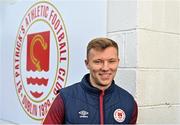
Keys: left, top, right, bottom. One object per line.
{"left": 85, "top": 59, "right": 89, "bottom": 69}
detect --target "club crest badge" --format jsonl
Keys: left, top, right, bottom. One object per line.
{"left": 13, "top": 1, "right": 69, "bottom": 120}
{"left": 113, "top": 109, "right": 126, "bottom": 123}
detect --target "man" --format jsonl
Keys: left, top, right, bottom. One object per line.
{"left": 43, "top": 37, "right": 138, "bottom": 124}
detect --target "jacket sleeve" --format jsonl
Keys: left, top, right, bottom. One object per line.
{"left": 129, "top": 100, "right": 138, "bottom": 124}
{"left": 42, "top": 94, "right": 64, "bottom": 124}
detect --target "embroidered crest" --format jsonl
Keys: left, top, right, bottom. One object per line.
{"left": 113, "top": 109, "right": 126, "bottom": 123}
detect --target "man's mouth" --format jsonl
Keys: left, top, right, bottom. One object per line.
{"left": 99, "top": 73, "right": 111, "bottom": 79}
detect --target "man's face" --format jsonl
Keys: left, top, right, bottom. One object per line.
{"left": 85, "top": 47, "right": 119, "bottom": 90}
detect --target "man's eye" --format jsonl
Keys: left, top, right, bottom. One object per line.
{"left": 94, "top": 60, "right": 102, "bottom": 64}
{"left": 109, "top": 60, "right": 116, "bottom": 63}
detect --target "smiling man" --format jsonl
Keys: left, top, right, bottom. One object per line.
{"left": 43, "top": 37, "right": 138, "bottom": 124}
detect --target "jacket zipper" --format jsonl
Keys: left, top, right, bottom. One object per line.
{"left": 99, "top": 90, "right": 104, "bottom": 125}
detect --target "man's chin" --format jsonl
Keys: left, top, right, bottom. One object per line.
{"left": 100, "top": 80, "right": 111, "bottom": 86}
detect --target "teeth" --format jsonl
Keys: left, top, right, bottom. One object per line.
{"left": 101, "top": 74, "right": 110, "bottom": 77}
{"left": 101, "top": 73, "right": 110, "bottom": 75}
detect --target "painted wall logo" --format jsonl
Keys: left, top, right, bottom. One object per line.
{"left": 13, "top": 1, "right": 69, "bottom": 120}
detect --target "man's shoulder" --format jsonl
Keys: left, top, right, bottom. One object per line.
{"left": 112, "top": 84, "right": 137, "bottom": 109}
{"left": 114, "top": 84, "right": 134, "bottom": 100}
{"left": 59, "top": 82, "right": 83, "bottom": 98}
{"left": 61, "top": 82, "right": 80, "bottom": 92}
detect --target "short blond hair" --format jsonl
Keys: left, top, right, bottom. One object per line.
{"left": 87, "top": 37, "right": 119, "bottom": 59}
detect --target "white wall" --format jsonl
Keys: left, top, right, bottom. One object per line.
{"left": 1, "top": 2, "right": 22, "bottom": 122}
{"left": 137, "top": 0, "right": 180, "bottom": 123}
{"left": 0, "top": 2, "right": 3, "bottom": 120}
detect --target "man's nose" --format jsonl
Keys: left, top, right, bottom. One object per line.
{"left": 101, "top": 61, "right": 109, "bottom": 71}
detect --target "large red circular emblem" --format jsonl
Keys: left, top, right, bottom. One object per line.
{"left": 13, "top": 1, "right": 69, "bottom": 120}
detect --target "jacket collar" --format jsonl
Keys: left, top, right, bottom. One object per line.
{"left": 80, "top": 74, "right": 115, "bottom": 95}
